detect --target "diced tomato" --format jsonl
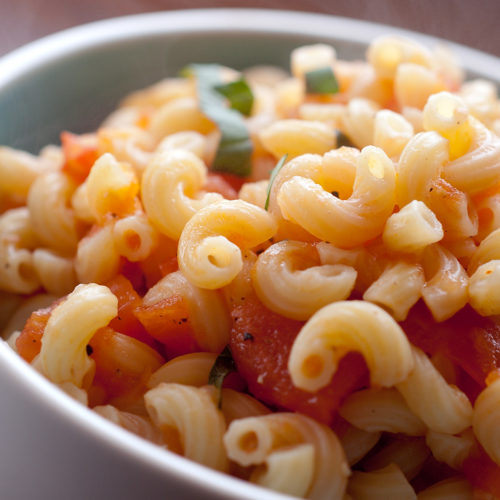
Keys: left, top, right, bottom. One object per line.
{"left": 229, "top": 296, "right": 368, "bottom": 425}
{"left": 134, "top": 294, "right": 199, "bottom": 359}
{"left": 463, "top": 443, "right": 500, "bottom": 497}
{"left": 402, "top": 301, "right": 500, "bottom": 393}
{"left": 204, "top": 173, "right": 239, "bottom": 199}
{"left": 106, "top": 274, "right": 160, "bottom": 351}
{"left": 207, "top": 172, "right": 247, "bottom": 193}
{"left": 16, "top": 299, "right": 63, "bottom": 362}
{"left": 61, "top": 131, "right": 99, "bottom": 183}
{"left": 118, "top": 258, "right": 147, "bottom": 295}
{"left": 88, "top": 327, "right": 164, "bottom": 403}
{"left": 139, "top": 235, "right": 178, "bottom": 288}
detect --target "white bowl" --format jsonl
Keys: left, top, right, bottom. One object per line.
{"left": 0, "top": 9, "right": 499, "bottom": 500}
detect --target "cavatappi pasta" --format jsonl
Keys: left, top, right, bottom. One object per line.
{"left": 3, "top": 34, "right": 500, "bottom": 499}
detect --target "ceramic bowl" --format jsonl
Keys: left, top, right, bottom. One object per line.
{"left": 0, "top": 9, "right": 499, "bottom": 500}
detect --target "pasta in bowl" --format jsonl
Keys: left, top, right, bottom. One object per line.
{"left": 1, "top": 9, "right": 500, "bottom": 500}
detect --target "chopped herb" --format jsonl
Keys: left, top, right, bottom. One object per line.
{"left": 331, "top": 191, "right": 339, "bottom": 198}
{"left": 215, "top": 79, "right": 254, "bottom": 116}
{"left": 336, "top": 130, "right": 355, "bottom": 148}
{"left": 182, "top": 64, "right": 253, "bottom": 177}
{"left": 208, "top": 345, "right": 237, "bottom": 407}
{"left": 305, "top": 66, "right": 339, "bottom": 95}
{"left": 264, "top": 154, "right": 288, "bottom": 211}
{"left": 243, "top": 332, "right": 254, "bottom": 341}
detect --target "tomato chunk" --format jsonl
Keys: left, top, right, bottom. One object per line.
{"left": 16, "top": 299, "right": 63, "bottom": 362}
{"left": 229, "top": 296, "right": 368, "bottom": 425}
{"left": 203, "top": 173, "right": 239, "bottom": 199}
{"left": 463, "top": 443, "right": 500, "bottom": 497}
{"left": 106, "top": 274, "right": 159, "bottom": 350}
{"left": 89, "top": 327, "right": 164, "bottom": 403}
{"left": 61, "top": 131, "right": 99, "bottom": 183}
{"left": 134, "top": 294, "right": 198, "bottom": 359}
{"left": 402, "top": 301, "right": 500, "bottom": 390}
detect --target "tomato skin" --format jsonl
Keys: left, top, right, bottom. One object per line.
{"left": 203, "top": 173, "right": 239, "bottom": 199}
{"left": 402, "top": 301, "right": 500, "bottom": 393}
{"left": 89, "top": 327, "right": 164, "bottom": 402}
{"left": 229, "top": 296, "right": 368, "bottom": 425}
{"left": 463, "top": 443, "right": 500, "bottom": 497}
{"left": 61, "top": 131, "right": 99, "bottom": 183}
{"left": 134, "top": 294, "right": 199, "bottom": 359}
{"left": 16, "top": 299, "right": 64, "bottom": 362}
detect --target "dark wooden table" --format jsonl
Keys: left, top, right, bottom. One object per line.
{"left": 1, "top": 0, "right": 499, "bottom": 58}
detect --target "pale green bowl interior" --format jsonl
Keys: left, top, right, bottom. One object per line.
{"left": 0, "top": 31, "right": 365, "bottom": 153}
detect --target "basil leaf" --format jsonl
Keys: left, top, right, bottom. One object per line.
{"left": 305, "top": 66, "right": 339, "bottom": 95}
{"left": 208, "top": 345, "right": 237, "bottom": 407}
{"left": 215, "top": 79, "right": 254, "bottom": 116}
{"left": 264, "top": 154, "right": 288, "bottom": 211}
{"left": 185, "top": 64, "right": 253, "bottom": 177}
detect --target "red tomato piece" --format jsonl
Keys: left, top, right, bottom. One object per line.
{"left": 463, "top": 443, "right": 500, "bottom": 497}
{"left": 229, "top": 296, "right": 368, "bottom": 425}
{"left": 134, "top": 294, "right": 199, "bottom": 359}
{"left": 61, "top": 131, "right": 99, "bottom": 183}
{"left": 139, "top": 235, "right": 178, "bottom": 288}
{"left": 16, "top": 299, "right": 64, "bottom": 362}
{"left": 402, "top": 301, "right": 500, "bottom": 389}
{"left": 203, "top": 173, "right": 239, "bottom": 199}
{"left": 89, "top": 327, "right": 164, "bottom": 402}
{"left": 106, "top": 274, "right": 160, "bottom": 350}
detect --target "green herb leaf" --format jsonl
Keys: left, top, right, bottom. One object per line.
{"left": 215, "top": 79, "right": 254, "bottom": 116}
{"left": 264, "top": 154, "right": 288, "bottom": 211}
{"left": 305, "top": 66, "right": 339, "bottom": 95}
{"left": 336, "top": 130, "right": 355, "bottom": 148}
{"left": 208, "top": 345, "right": 237, "bottom": 408}
{"left": 185, "top": 64, "right": 253, "bottom": 177}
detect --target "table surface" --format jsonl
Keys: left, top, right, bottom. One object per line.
{"left": 1, "top": 0, "right": 500, "bottom": 59}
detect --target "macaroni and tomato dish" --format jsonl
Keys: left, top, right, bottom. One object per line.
{"left": 2, "top": 35, "right": 500, "bottom": 499}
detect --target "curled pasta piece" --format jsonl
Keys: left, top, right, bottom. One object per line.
{"left": 142, "top": 270, "right": 230, "bottom": 353}
{"left": 443, "top": 117, "right": 500, "bottom": 195}
{"left": 421, "top": 244, "right": 468, "bottom": 321}
{"left": 0, "top": 207, "right": 39, "bottom": 249}
{"left": 363, "top": 261, "right": 425, "bottom": 321}
{"left": 75, "top": 225, "right": 121, "bottom": 284}
{"left": 32, "top": 248, "right": 77, "bottom": 295}
{"left": 290, "top": 43, "right": 336, "bottom": 78}
{"left": 468, "top": 260, "right": 500, "bottom": 316}
{"left": 473, "top": 377, "right": 500, "bottom": 466}
{"left": 144, "top": 383, "right": 228, "bottom": 471}
{"left": 417, "top": 477, "right": 473, "bottom": 500}
{"left": 383, "top": 201, "right": 443, "bottom": 253}
{"left": 238, "top": 180, "right": 269, "bottom": 209}
{"left": 0, "top": 146, "right": 48, "bottom": 197}
{"left": 259, "top": 119, "right": 336, "bottom": 159}
{"left": 396, "top": 346, "right": 473, "bottom": 434}
{"left": 468, "top": 227, "right": 500, "bottom": 274}
{"left": 224, "top": 413, "right": 349, "bottom": 500}
{"left": 178, "top": 200, "right": 277, "bottom": 289}
{"left": 84, "top": 153, "right": 139, "bottom": 220}
{"left": 339, "top": 388, "right": 427, "bottom": 436}
{"left": 252, "top": 240, "right": 356, "bottom": 321}
{"left": 336, "top": 422, "right": 381, "bottom": 466}
{"left": 141, "top": 149, "right": 222, "bottom": 239}
{"left": 112, "top": 212, "right": 158, "bottom": 262}
{"left": 147, "top": 352, "right": 218, "bottom": 389}
{"left": 0, "top": 244, "right": 39, "bottom": 294}
{"left": 373, "top": 109, "right": 414, "bottom": 158}
{"left": 288, "top": 300, "right": 414, "bottom": 392}
{"left": 341, "top": 98, "right": 379, "bottom": 149}
{"left": 94, "top": 405, "right": 162, "bottom": 444}
{"left": 40, "top": 283, "right": 118, "bottom": 387}
{"left": 277, "top": 146, "right": 396, "bottom": 248}
{"left": 347, "top": 463, "right": 417, "bottom": 500}
{"left": 27, "top": 171, "right": 79, "bottom": 254}
{"left": 396, "top": 131, "right": 448, "bottom": 208}
{"left": 219, "top": 389, "right": 271, "bottom": 425}
{"left": 425, "top": 429, "right": 474, "bottom": 470}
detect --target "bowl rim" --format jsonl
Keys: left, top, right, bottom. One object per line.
{"left": 1, "top": 8, "right": 499, "bottom": 500}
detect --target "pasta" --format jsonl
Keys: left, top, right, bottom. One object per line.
{"left": 2, "top": 33, "right": 500, "bottom": 500}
